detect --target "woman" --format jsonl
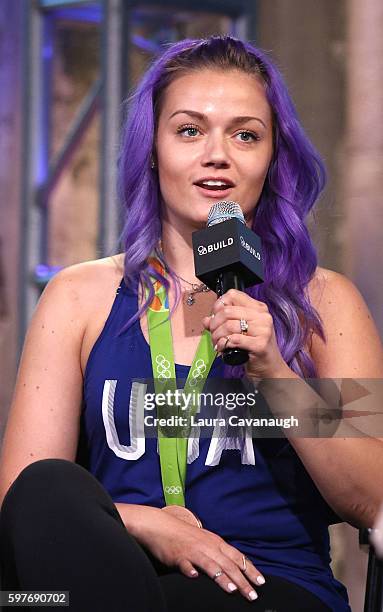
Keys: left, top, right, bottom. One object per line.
{"left": 1, "top": 36, "right": 383, "bottom": 612}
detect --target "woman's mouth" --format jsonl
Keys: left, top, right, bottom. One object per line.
{"left": 194, "top": 179, "right": 234, "bottom": 198}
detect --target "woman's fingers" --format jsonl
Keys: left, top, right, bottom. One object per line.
{"left": 190, "top": 551, "right": 243, "bottom": 597}
{"left": 215, "top": 289, "right": 268, "bottom": 310}
{"left": 177, "top": 554, "right": 232, "bottom": 591}
{"left": 216, "top": 328, "right": 270, "bottom": 353}
{"left": 212, "top": 558, "right": 258, "bottom": 601}
{"left": 155, "top": 515, "right": 266, "bottom": 602}
{"left": 227, "top": 549, "right": 266, "bottom": 588}
{"left": 177, "top": 558, "right": 199, "bottom": 578}
{"left": 188, "top": 550, "right": 264, "bottom": 601}
{"left": 216, "top": 548, "right": 266, "bottom": 601}
{"left": 202, "top": 298, "right": 274, "bottom": 358}
{"left": 203, "top": 292, "right": 286, "bottom": 379}
{"left": 206, "top": 305, "right": 270, "bottom": 330}
{"left": 210, "top": 318, "right": 272, "bottom": 354}
{"left": 204, "top": 310, "right": 266, "bottom": 333}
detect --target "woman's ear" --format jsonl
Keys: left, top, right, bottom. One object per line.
{"left": 150, "top": 137, "right": 158, "bottom": 169}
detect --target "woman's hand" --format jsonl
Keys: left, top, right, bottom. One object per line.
{"left": 161, "top": 504, "right": 202, "bottom": 527}
{"left": 139, "top": 509, "right": 265, "bottom": 601}
{"left": 203, "top": 289, "right": 290, "bottom": 380}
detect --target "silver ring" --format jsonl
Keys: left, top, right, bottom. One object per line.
{"left": 240, "top": 319, "right": 248, "bottom": 335}
{"left": 213, "top": 569, "right": 224, "bottom": 580}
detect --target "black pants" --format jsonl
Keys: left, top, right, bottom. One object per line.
{"left": 0, "top": 459, "right": 331, "bottom": 611}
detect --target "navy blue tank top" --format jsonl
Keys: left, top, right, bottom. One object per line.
{"left": 82, "top": 279, "right": 351, "bottom": 611}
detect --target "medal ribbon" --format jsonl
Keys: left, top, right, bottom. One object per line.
{"left": 146, "top": 257, "right": 216, "bottom": 506}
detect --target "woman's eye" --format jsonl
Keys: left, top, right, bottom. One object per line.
{"left": 236, "top": 131, "right": 259, "bottom": 143}
{"left": 177, "top": 125, "right": 201, "bottom": 137}
{"left": 175, "top": 126, "right": 259, "bottom": 141}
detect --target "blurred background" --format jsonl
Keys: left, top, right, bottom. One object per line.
{"left": 0, "top": 0, "right": 382, "bottom": 609}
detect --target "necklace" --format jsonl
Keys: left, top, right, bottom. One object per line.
{"left": 156, "top": 240, "right": 210, "bottom": 306}
{"left": 173, "top": 272, "right": 211, "bottom": 306}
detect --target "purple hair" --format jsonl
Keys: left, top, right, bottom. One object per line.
{"left": 117, "top": 35, "right": 326, "bottom": 378}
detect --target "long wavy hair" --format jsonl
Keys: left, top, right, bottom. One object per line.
{"left": 117, "top": 35, "right": 326, "bottom": 377}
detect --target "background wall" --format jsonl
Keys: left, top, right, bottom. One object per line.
{"left": 257, "top": 0, "right": 347, "bottom": 271}
{"left": 0, "top": 0, "right": 23, "bottom": 435}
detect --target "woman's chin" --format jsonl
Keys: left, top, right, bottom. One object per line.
{"left": 192, "top": 209, "right": 212, "bottom": 228}
{"left": 178, "top": 207, "right": 211, "bottom": 229}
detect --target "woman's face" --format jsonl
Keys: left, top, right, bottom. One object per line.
{"left": 155, "top": 68, "right": 273, "bottom": 230}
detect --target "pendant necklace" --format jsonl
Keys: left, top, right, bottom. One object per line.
{"left": 173, "top": 272, "right": 211, "bottom": 306}
{"left": 157, "top": 240, "right": 210, "bottom": 305}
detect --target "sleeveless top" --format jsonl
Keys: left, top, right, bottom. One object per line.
{"left": 82, "top": 279, "right": 351, "bottom": 611}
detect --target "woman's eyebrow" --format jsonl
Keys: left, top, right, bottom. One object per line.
{"left": 168, "top": 109, "right": 267, "bottom": 129}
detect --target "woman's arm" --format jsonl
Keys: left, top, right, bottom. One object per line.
{"left": 204, "top": 268, "right": 383, "bottom": 528}
{"left": 262, "top": 269, "right": 383, "bottom": 528}
{"left": 0, "top": 266, "right": 86, "bottom": 506}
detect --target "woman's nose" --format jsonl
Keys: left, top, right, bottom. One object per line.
{"left": 200, "top": 133, "right": 230, "bottom": 168}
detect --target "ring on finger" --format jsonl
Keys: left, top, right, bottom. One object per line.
{"left": 213, "top": 569, "right": 224, "bottom": 580}
{"left": 224, "top": 335, "right": 231, "bottom": 350}
{"left": 239, "top": 319, "right": 248, "bottom": 335}
{"left": 242, "top": 554, "right": 247, "bottom": 573}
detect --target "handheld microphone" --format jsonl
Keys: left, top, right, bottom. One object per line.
{"left": 192, "top": 201, "right": 264, "bottom": 366}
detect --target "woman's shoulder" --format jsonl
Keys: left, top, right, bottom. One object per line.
{"left": 307, "top": 265, "right": 363, "bottom": 316}
{"left": 40, "top": 254, "right": 125, "bottom": 333}
{"left": 43, "top": 254, "right": 127, "bottom": 376}
{"left": 306, "top": 266, "right": 383, "bottom": 377}
{"left": 52, "top": 253, "right": 125, "bottom": 283}
{"left": 47, "top": 253, "right": 125, "bottom": 304}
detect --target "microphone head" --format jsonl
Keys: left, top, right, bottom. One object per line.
{"left": 207, "top": 201, "right": 246, "bottom": 227}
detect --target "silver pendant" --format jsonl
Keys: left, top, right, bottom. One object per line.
{"left": 186, "top": 294, "right": 195, "bottom": 306}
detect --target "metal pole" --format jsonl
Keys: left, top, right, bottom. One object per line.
{"left": 18, "top": 0, "right": 45, "bottom": 354}
{"left": 99, "top": 0, "right": 124, "bottom": 257}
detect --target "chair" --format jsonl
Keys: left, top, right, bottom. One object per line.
{"left": 360, "top": 527, "right": 383, "bottom": 612}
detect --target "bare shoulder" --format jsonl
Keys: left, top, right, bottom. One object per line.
{"left": 44, "top": 254, "right": 126, "bottom": 375}
{"left": 42, "top": 253, "right": 124, "bottom": 325}
{"left": 308, "top": 265, "right": 353, "bottom": 301}
{"left": 48, "top": 253, "right": 124, "bottom": 303}
{"left": 307, "top": 265, "right": 372, "bottom": 325}
{"left": 306, "top": 266, "right": 383, "bottom": 377}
